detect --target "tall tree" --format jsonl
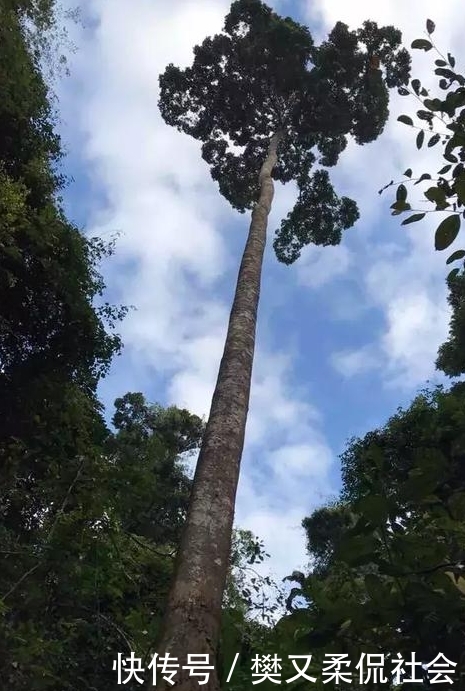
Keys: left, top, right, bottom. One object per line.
{"left": 157, "top": 0, "right": 410, "bottom": 685}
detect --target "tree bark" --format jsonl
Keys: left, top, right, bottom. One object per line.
{"left": 153, "top": 130, "right": 283, "bottom": 691}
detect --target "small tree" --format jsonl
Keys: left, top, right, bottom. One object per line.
{"left": 157, "top": 1, "right": 410, "bottom": 687}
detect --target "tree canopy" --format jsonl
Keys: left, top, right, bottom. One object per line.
{"left": 159, "top": 0, "right": 410, "bottom": 264}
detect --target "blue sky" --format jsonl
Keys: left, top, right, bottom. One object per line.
{"left": 55, "top": 0, "right": 463, "bottom": 582}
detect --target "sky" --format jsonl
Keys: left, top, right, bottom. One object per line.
{"left": 55, "top": 0, "right": 464, "bottom": 585}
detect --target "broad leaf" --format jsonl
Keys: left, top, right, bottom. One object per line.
{"left": 401, "top": 213, "right": 426, "bottom": 225}
{"left": 398, "top": 114, "right": 413, "bottom": 126}
{"left": 435, "top": 214, "right": 461, "bottom": 250}
{"left": 447, "top": 267, "right": 460, "bottom": 280}
{"left": 446, "top": 249, "right": 465, "bottom": 265}
{"left": 414, "top": 173, "right": 432, "bottom": 185}
{"left": 396, "top": 184, "right": 408, "bottom": 202}
{"left": 411, "top": 39, "right": 433, "bottom": 51}
{"left": 438, "top": 165, "right": 452, "bottom": 175}
{"left": 426, "top": 19, "right": 435, "bottom": 34}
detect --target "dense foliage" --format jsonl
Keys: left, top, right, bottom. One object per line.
{"left": 288, "top": 384, "right": 465, "bottom": 688}
{"left": 160, "top": 0, "right": 410, "bottom": 264}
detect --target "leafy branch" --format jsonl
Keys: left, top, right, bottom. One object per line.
{"left": 381, "top": 18, "right": 465, "bottom": 274}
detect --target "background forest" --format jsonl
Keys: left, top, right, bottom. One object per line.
{"left": 1, "top": 0, "right": 465, "bottom": 689}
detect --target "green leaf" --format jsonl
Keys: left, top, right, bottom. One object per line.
{"left": 365, "top": 573, "right": 383, "bottom": 600}
{"left": 445, "top": 151, "right": 459, "bottom": 163}
{"left": 398, "top": 114, "right": 413, "bottom": 126}
{"left": 355, "top": 494, "right": 390, "bottom": 523}
{"left": 446, "top": 249, "right": 465, "bottom": 265}
{"left": 426, "top": 19, "right": 435, "bottom": 34}
{"left": 414, "top": 173, "right": 432, "bottom": 185}
{"left": 391, "top": 202, "right": 411, "bottom": 215}
{"left": 438, "top": 165, "right": 452, "bottom": 175}
{"left": 398, "top": 87, "right": 409, "bottom": 96}
{"left": 435, "top": 214, "right": 461, "bottom": 251}
{"left": 435, "top": 67, "right": 456, "bottom": 80}
{"left": 401, "top": 213, "right": 426, "bottom": 225}
{"left": 435, "top": 59, "right": 447, "bottom": 67}
{"left": 396, "top": 184, "right": 407, "bottom": 202}
{"left": 448, "top": 53, "right": 456, "bottom": 68}
{"left": 416, "top": 130, "right": 425, "bottom": 149}
{"left": 417, "top": 109, "right": 434, "bottom": 122}
{"left": 404, "top": 168, "right": 413, "bottom": 178}
{"left": 411, "top": 79, "right": 421, "bottom": 95}
{"left": 425, "top": 186, "right": 446, "bottom": 204}
{"left": 411, "top": 39, "right": 433, "bottom": 51}
{"left": 339, "top": 619, "right": 352, "bottom": 633}
{"left": 448, "top": 267, "right": 460, "bottom": 280}
{"left": 428, "top": 133, "right": 441, "bottom": 147}
{"left": 338, "top": 534, "right": 380, "bottom": 565}
{"left": 424, "top": 98, "right": 444, "bottom": 112}
{"left": 456, "top": 176, "right": 465, "bottom": 205}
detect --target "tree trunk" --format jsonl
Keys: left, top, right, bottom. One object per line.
{"left": 153, "top": 130, "right": 283, "bottom": 691}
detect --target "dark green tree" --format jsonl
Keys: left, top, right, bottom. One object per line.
{"left": 157, "top": 0, "right": 410, "bottom": 684}
{"left": 1, "top": 393, "right": 204, "bottom": 690}
{"left": 437, "top": 273, "right": 465, "bottom": 375}
{"left": 302, "top": 502, "right": 356, "bottom": 576}
{"left": 0, "top": 0, "right": 125, "bottom": 525}
{"left": 284, "top": 383, "right": 465, "bottom": 686}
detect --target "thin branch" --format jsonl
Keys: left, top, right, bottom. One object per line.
{"left": 127, "top": 532, "right": 176, "bottom": 560}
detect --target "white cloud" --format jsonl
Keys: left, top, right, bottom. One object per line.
{"left": 382, "top": 291, "right": 449, "bottom": 387}
{"left": 297, "top": 244, "right": 353, "bottom": 289}
{"left": 331, "top": 346, "right": 379, "bottom": 378}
